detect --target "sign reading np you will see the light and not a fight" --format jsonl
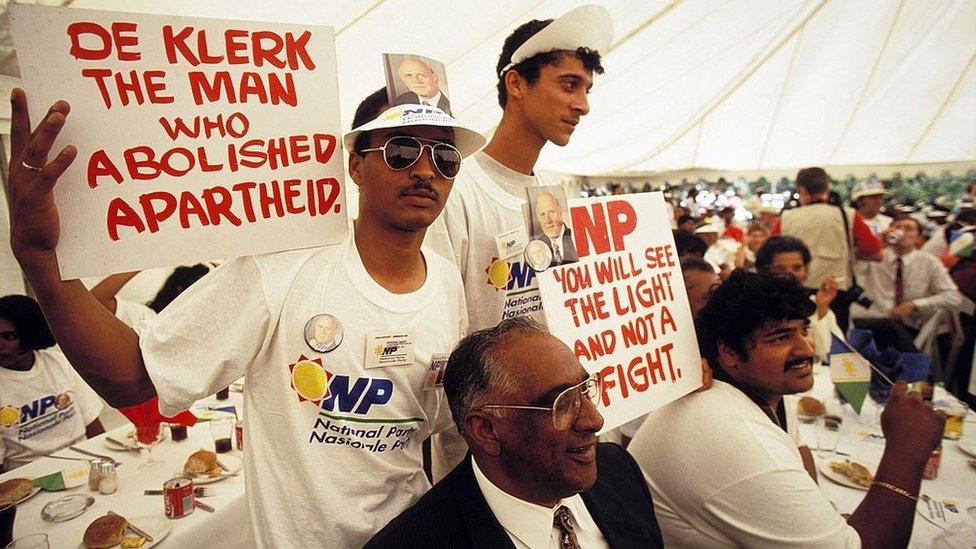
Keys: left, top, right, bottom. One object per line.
{"left": 11, "top": 5, "right": 348, "bottom": 279}
{"left": 539, "top": 193, "right": 703, "bottom": 432}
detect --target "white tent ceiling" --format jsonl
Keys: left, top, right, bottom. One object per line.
{"left": 0, "top": 0, "right": 973, "bottom": 178}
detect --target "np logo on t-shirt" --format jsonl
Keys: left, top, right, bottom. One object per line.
{"left": 484, "top": 256, "right": 544, "bottom": 320}
{"left": 1, "top": 391, "right": 78, "bottom": 439}
{"left": 287, "top": 355, "right": 422, "bottom": 453}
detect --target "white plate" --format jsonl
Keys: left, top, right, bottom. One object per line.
{"left": 77, "top": 515, "right": 172, "bottom": 549}
{"left": 189, "top": 407, "right": 237, "bottom": 422}
{"left": 958, "top": 439, "right": 976, "bottom": 458}
{"left": 820, "top": 460, "right": 877, "bottom": 490}
{"left": 176, "top": 453, "right": 242, "bottom": 484}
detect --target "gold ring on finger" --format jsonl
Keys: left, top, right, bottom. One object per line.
{"left": 21, "top": 161, "right": 43, "bottom": 172}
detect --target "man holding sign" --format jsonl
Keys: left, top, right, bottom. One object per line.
{"left": 629, "top": 271, "right": 945, "bottom": 548}
{"left": 7, "top": 81, "right": 485, "bottom": 548}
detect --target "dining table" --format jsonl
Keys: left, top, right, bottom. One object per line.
{"left": 2, "top": 392, "right": 248, "bottom": 548}
{"left": 788, "top": 364, "right": 976, "bottom": 548}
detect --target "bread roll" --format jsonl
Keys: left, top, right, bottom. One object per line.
{"left": 797, "top": 396, "right": 826, "bottom": 415}
{"left": 184, "top": 449, "right": 218, "bottom": 475}
{"left": 83, "top": 513, "right": 127, "bottom": 548}
{"left": 0, "top": 478, "right": 34, "bottom": 505}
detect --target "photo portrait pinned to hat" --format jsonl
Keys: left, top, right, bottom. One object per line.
{"left": 383, "top": 53, "right": 452, "bottom": 115}
{"left": 498, "top": 4, "right": 613, "bottom": 77}
{"left": 343, "top": 54, "right": 486, "bottom": 162}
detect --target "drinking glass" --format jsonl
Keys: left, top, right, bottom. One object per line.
{"left": 210, "top": 417, "right": 234, "bottom": 453}
{"left": 6, "top": 533, "right": 49, "bottom": 549}
{"left": 796, "top": 411, "right": 821, "bottom": 449}
{"left": 136, "top": 423, "right": 163, "bottom": 470}
{"left": 817, "top": 414, "right": 844, "bottom": 457}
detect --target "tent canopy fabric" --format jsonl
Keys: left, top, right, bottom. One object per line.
{"left": 0, "top": 0, "right": 972, "bottom": 178}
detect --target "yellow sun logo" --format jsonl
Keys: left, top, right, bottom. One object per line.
{"left": 0, "top": 406, "right": 19, "bottom": 427}
{"left": 288, "top": 356, "right": 331, "bottom": 405}
{"left": 485, "top": 258, "right": 512, "bottom": 290}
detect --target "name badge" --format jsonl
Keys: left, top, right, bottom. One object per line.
{"left": 365, "top": 331, "right": 415, "bottom": 369}
{"left": 495, "top": 226, "right": 529, "bottom": 259}
{"left": 423, "top": 353, "right": 450, "bottom": 391}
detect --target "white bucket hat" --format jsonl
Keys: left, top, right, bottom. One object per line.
{"left": 343, "top": 104, "right": 486, "bottom": 159}
{"left": 851, "top": 178, "right": 889, "bottom": 201}
{"left": 498, "top": 4, "right": 614, "bottom": 77}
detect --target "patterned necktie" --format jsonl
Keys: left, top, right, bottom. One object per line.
{"left": 894, "top": 257, "right": 904, "bottom": 304}
{"left": 553, "top": 506, "right": 581, "bottom": 549}
{"left": 553, "top": 241, "right": 562, "bottom": 264}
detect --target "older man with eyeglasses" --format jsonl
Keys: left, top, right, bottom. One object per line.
{"left": 367, "top": 317, "right": 663, "bottom": 548}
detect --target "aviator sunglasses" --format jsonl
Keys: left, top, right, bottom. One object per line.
{"left": 359, "top": 136, "right": 463, "bottom": 179}
{"left": 479, "top": 372, "right": 602, "bottom": 430}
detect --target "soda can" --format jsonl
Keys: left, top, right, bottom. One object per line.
{"left": 235, "top": 422, "right": 244, "bottom": 451}
{"left": 163, "top": 477, "right": 195, "bottom": 519}
{"left": 922, "top": 445, "right": 941, "bottom": 480}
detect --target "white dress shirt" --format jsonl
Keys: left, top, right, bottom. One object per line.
{"left": 418, "top": 90, "right": 443, "bottom": 107}
{"left": 472, "top": 457, "right": 609, "bottom": 549}
{"left": 852, "top": 248, "right": 961, "bottom": 329}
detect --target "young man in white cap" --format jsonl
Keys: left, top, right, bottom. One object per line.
{"left": 7, "top": 85, "right": 485, "bottom": 548}
{"left": 427, "top": 4, "right": 612, "bottom": 335}
{"left": 423, "top": 4, "right": 612, "bottom": 479}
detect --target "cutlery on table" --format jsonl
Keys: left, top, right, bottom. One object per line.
{"left": 144, "top": 487, "right": 215, "bottom": 497}
{"left": 68, "top": 446, "right": 121, "bottom": 466}
{"left": 107, "top": 511, "right": 154, "bottom": 542}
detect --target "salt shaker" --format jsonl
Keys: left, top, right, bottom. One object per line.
{"left": 88, "top": 459, "right": 103, "bottom": 491}
{"left": 98, "top": 461, "right": 119, "bottom": 494}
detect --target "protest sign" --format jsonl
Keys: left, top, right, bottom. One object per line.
{"left": 10, "top": 5, "right": 347, "bottom": 279}
{"left": 537, "top": 192, "right": 702, "bottom": 432}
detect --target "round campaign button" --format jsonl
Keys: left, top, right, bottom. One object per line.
{"left": 304, "top": 314, "right": 343, "bottom": 353}
{"left": 524, "top": 239, "right": 554, "bottom": 273}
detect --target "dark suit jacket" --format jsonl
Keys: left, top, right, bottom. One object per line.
{"left": 540, "top": 226, "right": 579, "bottom": 265}
{"left": 395, "top": 91, "right": 451, "bottom": 115}
{"left": 365, "top": 443, "right": 663, "bottom": 549}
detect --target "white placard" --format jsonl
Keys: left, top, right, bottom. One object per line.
{"left": 538, "top": 192, "right": 702, "bottom": 432}
{"left": 10, "top": 5, "right": 348, "bottom": 279}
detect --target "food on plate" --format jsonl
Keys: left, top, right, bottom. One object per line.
{"left": 83, "top": 513, "right": 127, "bottom": 548}
{"left": 120, "top": 535, "right": 147, "bottom": 548}
{"left": 184, "top": 449, "right": 221, "bottom": 476}
{"left": 0, "top": 478, "right": 34, "bottom": 505}
{"left": 829, "top": 459, "right": 874, "bottom": 487}
{"left": 797, "top": 396, "right": 826, "bottom": 415}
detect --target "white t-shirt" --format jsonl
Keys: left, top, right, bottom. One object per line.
{"left": 426, "top": 150, "right": 546, "bottom": 333}
{"left": 114, "top": 298, "right": 157, "bottom": 327}
{"left": 137, "top": 236, "right": 466, "bottom": 549}
{"left": 628, "top": 381, "right": 860, "bottom": 549}
{"left": 0, "top": 350, "right": 103, "bottom": 470}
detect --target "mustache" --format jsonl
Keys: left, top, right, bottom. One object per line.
{"left": 783, "top": 355, "right": 814, "bottom": 371}
{"left": 398, "top": 180, "right": 439, "bottom": 201}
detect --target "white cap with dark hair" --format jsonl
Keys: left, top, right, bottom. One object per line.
{"left": 498, "top": 4, "right": 613, "bottom": 77}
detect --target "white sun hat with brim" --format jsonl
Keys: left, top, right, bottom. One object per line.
{"left": 498, "top": 4, "right": 613, "bottom": 77}
{"left": 850, "top": 178, "right": 889, "bottom": 201}
{"left": 343, "top": 104, "right": 487, "bottom": 159}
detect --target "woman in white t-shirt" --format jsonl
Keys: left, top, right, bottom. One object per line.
{"left": 0, "top": 295, "right": 104, "bottom": 471}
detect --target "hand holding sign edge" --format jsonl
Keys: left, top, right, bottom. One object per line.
{"left": 8, "top": 88, "right": 77, "bottom": 267}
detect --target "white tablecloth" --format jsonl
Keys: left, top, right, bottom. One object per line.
{"left": 2, "top": 393, "right": 247, "bottom": 548}
{"left": 789, "top": 366, "right": 976, "bottom": 548}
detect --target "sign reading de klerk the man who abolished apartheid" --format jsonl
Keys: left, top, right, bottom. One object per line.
{"left": 10, "top": 5, "right": 348, "bottom": 279}
{"left": 537, "top": 193, "right": 703, "bottom": 433}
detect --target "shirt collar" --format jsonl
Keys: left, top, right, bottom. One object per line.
{"left": 471, "top": 456, "right": 587, "bottom": 548}
{"left": 419, "top": 90, "right": 442, "bottom": 106}
{"left": 887, "top": 247, "right": 918, "bottom": 264}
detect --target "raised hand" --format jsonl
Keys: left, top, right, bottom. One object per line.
{"left": 7, "top": 88, "right": 77, "bottom": 264}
